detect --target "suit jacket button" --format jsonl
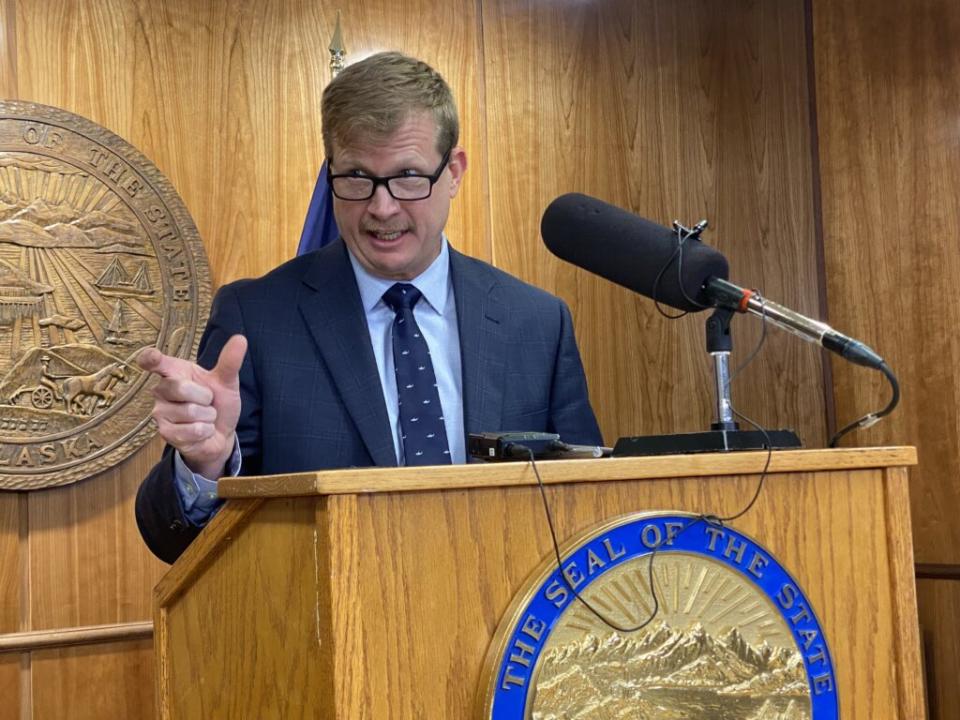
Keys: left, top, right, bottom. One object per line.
{"left": 169, "top": 519, "right": 185, "bottom": 531}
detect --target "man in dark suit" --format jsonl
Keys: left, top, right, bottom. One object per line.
{"left": 135, "top": 52, "right": 601, "bottom": 563}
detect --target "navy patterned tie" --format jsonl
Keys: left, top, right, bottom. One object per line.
{"left": 382, "top": 283, "right": 452, "bottom": 465}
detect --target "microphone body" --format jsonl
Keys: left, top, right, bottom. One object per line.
{"left": 541, "top": 193, "right": 728, "bottom": 311}
{"left": 541, "top": 193, "right": 885, "bottom": 370}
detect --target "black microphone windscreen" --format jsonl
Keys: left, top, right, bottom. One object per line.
{"left": 541, "top": 193, "right": 729, "bottom": 312}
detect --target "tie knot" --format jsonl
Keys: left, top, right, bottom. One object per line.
{"left": 383, "top": 283, "right": 422, "bottom": 312}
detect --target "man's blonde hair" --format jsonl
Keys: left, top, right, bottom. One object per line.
{"left": 321, "top": 52, "right": 459, "bottom": 161}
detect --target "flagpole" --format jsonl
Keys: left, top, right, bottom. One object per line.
{"left": 329, "top": 11, "right": 346, "bottom": 77}
{"left": 295, "top": 12, "right": 346, "bottom": 256}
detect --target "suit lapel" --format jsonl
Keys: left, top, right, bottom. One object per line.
{"left": 298, "top": 241, "right": 397, "bottom": 467}
{"left": 451, "top": 248, "right": 506, "bottom": 435}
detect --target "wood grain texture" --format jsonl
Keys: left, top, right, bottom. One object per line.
{"left": 30, "top": 639, "right": 153, "bottom": 720}
{"left": 0, "top": 0, "right": 15, "bottom": 98}
{"left": 0, "top": 492, "right": 19, "bottom": 635}
{"left": 481, "top": 0, "right": 826, "bottom": 448}
{"left": 317, "top": 494, "right": 365, "bottom": 718}
{"left": 218, "top": 445, "right": 917, "bottom": 497}
{"left": 159, "top": 461, "right": 921, "bottom": 717}
{"left": 356, "top": 470, "right": 912, "bottom": 717}
{"left": 0, "top": 621, "right": 152, "bottom": 653}
{"left": 0, "top": 493, "right": 21, "bottom": 719}
{"left": 884, "top": 467, "right": 925, "bottom": 719}
{"left": 27, "top": 436, "right": 167, "bottom": 631}
{"left": 159, "top": 498, "right": 325, "bottom": 720}
{"left": 0, "top": 0, "right": 21, "bottom": 691}
{"left": 811, "top": 0, "right": 960, "bottom": 565}
{"left": 0, "top": 656, "right": 19, "bottom": 720}
{"left": 917, "top": 577, "right": 960, "bottom": 720}
{"left": 14, "top": 0, "right": 330, "bottom": 284}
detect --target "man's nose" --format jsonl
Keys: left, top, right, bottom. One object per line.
{"left": 367, "top": 183, "right": 401, "bottom": 217}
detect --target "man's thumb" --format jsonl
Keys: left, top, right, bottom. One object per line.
{"left": 212, "top": 334, "right": 248, "bottom": 383}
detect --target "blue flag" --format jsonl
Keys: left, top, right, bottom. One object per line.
{"left": 296, "top": 160, "right": 340, "bottom": 255}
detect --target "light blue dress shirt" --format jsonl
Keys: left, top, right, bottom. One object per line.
{"left": 348, "top": 238, "right": 465, "bottom": 466}
{"left": 174, "top": 238, "right": 465, "bottom": 524}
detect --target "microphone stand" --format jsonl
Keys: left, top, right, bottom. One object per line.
{"left": 612, "top": 308, "right": 801, "bottom": 456}
{"left": 707, "top": 308, "right": 738, "bottom": 432}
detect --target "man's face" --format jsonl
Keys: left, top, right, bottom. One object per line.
{"left": 330, "top": 112, "right": 467, "bottom": 280}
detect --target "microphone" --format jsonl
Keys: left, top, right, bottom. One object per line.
{"left": 541, "top": 193, "right": 885, "bottom": 369}
{"left": 703, "top": 277, "right": 883, "bottom": 369}
{"left": 541, "top": 193, "right": 728, "bottom": 312}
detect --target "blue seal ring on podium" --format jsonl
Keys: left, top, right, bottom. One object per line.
{"left": 479, "top": 511, "right": 838, "bottom": 719}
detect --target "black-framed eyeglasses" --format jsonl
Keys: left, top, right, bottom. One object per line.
{"left": 327, "top": 148, "right": 452, "bottom": 201}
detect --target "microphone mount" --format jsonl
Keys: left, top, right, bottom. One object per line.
{"left": 672, "top": 219, "right": 708, "bottom": 241}
{"left": 612, "top": 220, "right": 802, "bottom": 457}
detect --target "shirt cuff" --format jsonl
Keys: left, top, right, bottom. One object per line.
{"left": 172, "top": 439, "right": 242, "bottom": 526}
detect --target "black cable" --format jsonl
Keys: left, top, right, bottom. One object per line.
{"left": 651, "top": 242, "right": 688, "bottom": 319}
{"left": 514, "top": 307, "right": 774, "bottom": 635}
{"left": 651, "top": 224, "right": 710, "bottom": 319}
{"left": 519, "top": 444, "right": 662, "bottom": 633}
{"left": 828, "top": 361, "right": 900, "bottom": 447}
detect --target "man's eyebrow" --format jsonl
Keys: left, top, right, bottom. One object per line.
{"left": 336, "top": 157, "right": 430, "bottom": 175}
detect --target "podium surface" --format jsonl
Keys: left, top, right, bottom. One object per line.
{"left": 153, "top": 447, "right": 920, "bottom": 719}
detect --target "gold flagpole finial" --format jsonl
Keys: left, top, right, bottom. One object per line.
{"left": 329, "top": 11, "right": 346, "bottom": 77}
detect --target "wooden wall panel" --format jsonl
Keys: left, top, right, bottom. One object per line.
{"left": 27, "top": 437, "right": 166, "bottom": 630}
{"left": 482, "top": 0, "right": 827, "bottom": 447}
{"left": 0, "top": 492, "right": 21, "bottom": 719}
{"left": 811, "top": 0, "right": 960, "bottom": 564}
{"left": 0, "top": 657, "right": 20, "bottom": 720}
{"left": 15, "top": 0, "right": 327, "bottom": 284}
{"left": 0, "top": 26, "right": 21, "bottom": 716}
{"left": 1, "top": 17, "right": 21, "bottom": 718}
{"left": 0, "top": 0, "right": 15, "bottom": 98}
{"left": 0, "top": 494, "right": 19, "bottom": 634}
{"left": 917, "top": 579, "right": 960, "bottom": 720}
{"left": 30, "top": 640, "right": 153, "bottom": 719}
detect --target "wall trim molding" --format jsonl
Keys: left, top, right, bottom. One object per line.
{"left": 916, "top": 564, "right": 960, "bottom": 581}
{"left": 0, "top": 620, "right": 153, "bottom": 654}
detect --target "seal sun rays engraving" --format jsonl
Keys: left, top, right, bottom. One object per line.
{"left": 0, "top": 102, "right": 211, "bottom": 489}
{"left": 530, "top": 554, "right": 810, "bottom": 720}
{"left": 484, "top": 514, "right": 836, "bottom": 720}
{"left": 0, "top": 154, "right": 159, "bottom": 357}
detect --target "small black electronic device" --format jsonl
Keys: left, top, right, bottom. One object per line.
{"left": 468, "top": 432, "right": 561, "bottom": 461}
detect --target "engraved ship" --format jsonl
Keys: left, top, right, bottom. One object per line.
{"left": 105, "top": 300, "right": 135, "bottom": 346}
{"left": 95, "top": 256, "right": 154, "bottom": 299}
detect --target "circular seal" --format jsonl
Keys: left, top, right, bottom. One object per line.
{"left": 481, "top": 513, "right": 838, "bottom": 719}
{"left": 0, "top": 101, "right": 211, "bottom": 490}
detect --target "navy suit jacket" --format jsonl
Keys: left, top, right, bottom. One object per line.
{"left": 136, "top": 240, "right": 601, "bottom": 562}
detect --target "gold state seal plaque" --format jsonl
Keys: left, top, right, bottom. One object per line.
{"left": 0, "top": 101, "right": 211, "bottom": 489}
{"left": 480, "top": 512, "right": 837, "bottom": 720}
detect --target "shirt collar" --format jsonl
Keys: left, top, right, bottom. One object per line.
{"left": 348, "top": 236, "right": 451, "bottom": 315}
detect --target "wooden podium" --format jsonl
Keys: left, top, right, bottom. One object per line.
{"left": 153, "top": 447, "right": 922, "bottom": 719}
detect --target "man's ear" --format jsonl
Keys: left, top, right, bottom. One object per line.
{"left": 447, "top": 147, "right": 467, "bottom": 198}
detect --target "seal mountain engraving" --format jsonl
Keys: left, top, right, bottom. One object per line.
{"left": 531, "top": 555, "right": 811, "bottom": 719}
{"left": 482, "top": 513, "right": 837, "bottom": 720}
{"left": 0, "top": 101, "right": 211, "bottom": 489}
